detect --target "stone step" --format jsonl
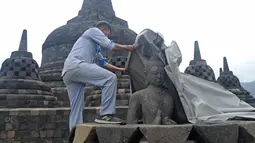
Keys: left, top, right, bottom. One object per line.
{"left": 0, "top": 79, "right": 51, "bottom": 91}
{"left": 87, "top": 82, "right": 130, "bottom": 89}
{"left": 85, "top": 99, "right": 129, "bottom": 107}
{"left": 90, "top": 88, "right": 131, "bottom": 94}
{"left": 0, "top": 94, "right": 56, "bottom": 101}
{"left": 40, "top": 73, "right": 62, "bottom": 81}
{"left": 0, "top": 89, "right": 52, "bottom": 95}
{"left": 39, "top": 69, "right": 63, "bottom": 74}
{"left": 0, "top": 99, "right": 57, "bottom": 108}
{"left": 45, "top": 81, "right": 66, "bottom": 88}
{"left": 52, "top": 87, "right": 130, "bottom": 97}
{"left": 86, "top": 93, "right": 130, "bottom": 101}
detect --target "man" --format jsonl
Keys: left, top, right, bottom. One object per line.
{"left": 62, "top": 21, "right": 136, "bottom": 131}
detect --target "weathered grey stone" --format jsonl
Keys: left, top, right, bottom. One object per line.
{"left": 192, "top": 123, "right": 239, "bottom": 143}
{"left": 237, "top": 121, "right": 255, "bottom": 143}
{"left": 0, "top": 30, "right": 57, "bottom": 108}
{"left": 139, "top": 124, "right": 192, "bottom": 143}
{"left": 96, "top": 124, "right": 138, "bottom": 143}
{"left": 184, "top": 41, "right": 216, "bottom": 82}
{"left": 217, "top": 57, "right": 255, "bottom": 107}
{"left": 126, "top": 29, "right": 178, "bottom": 125}
{"left": 73, "top": 124, "right": 99, "bottom": 143}
{"left": 185, "top": 140, "right": 196, "bottom": 143}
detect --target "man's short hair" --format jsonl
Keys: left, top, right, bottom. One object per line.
{"left": 95, "top": 21, "right": 111, "bottom": 32}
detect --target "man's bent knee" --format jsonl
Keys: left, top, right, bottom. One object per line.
{"left": 109, "top": 73, "right": 117, "bottom": 82}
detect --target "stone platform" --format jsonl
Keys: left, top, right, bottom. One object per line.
{"left": 71, "top": 121, "right": 255, "bottom": 143}
{"left": 1, "top": 106, "right": 255, "bottom": 143}
{"left": 0, "top": 106, "right": 127, "bottom": 143}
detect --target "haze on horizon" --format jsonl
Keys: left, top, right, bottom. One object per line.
{"left": 0, "top": 0, "right": 254, "bottom": 82}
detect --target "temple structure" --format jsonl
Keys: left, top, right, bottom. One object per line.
{"left": 39, "top": 0, "right": 137, "bottom": 106}
{"left": 0, "top": 30, "right": 57, "bottom": 108}
{"left": 1, "top": 1, "right": 255, "bottom": 143}
{"left": 217, "top": 57, "right": 255, "bottom": 107}
{"left": 184, "top": 41, "right": 216, "bottom": 82}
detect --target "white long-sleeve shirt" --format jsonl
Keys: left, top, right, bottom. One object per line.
{"left": 61, "top": 27, "right": 115, "bottom": 77}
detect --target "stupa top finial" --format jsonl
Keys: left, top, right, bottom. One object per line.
{"left": 194, "top": 41, "right": 201, "bottom": 60}
{"left": 223, "top": 57, "right": 230, "bottom": 72}
{"left": 18, "top": 29, "right": 27, "bottom": 51}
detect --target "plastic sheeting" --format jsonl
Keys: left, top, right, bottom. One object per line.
{"left": 165, "top": 40, "right": 255, "bottom": 123}
{"left": 126, "top": 29, "right": 168, "bottom": 93}
{"left": 127, "top": 28, "right": 255, "bottom": 123}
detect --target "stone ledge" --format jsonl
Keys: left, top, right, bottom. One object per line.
{"left": 71, "top": 121, "right": 255, "bottom": 143}
{"left": 0, "top": 106, "right": 128, "bottom": 143}
{"left": 0, "top": 106, "right": 128, "bottom": 112}
{"left": 72, "top": 124, "right": 193, "bottom": 143}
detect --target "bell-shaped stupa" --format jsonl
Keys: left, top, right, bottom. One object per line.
{"left": 184, "top": 41, "right": 216, "bottom": 82}
{"left": 0, "top": 30, "right": 57, "bottom": 108}
{"left": 217, "top": 57, "right": 255, "bottom": 107}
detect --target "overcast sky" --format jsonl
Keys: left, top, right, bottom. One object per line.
{"left": 0, "top": 0, "right": 254, "bottom": 82}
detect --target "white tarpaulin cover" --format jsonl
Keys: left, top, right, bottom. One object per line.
{"left": 164, "top": 40, "right": 255, "bottom": 123}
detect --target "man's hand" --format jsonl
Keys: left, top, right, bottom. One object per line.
{"left": 112, "top": 43, "right": 136, "bottom": 52}
{"left": 118, "top": 68, "right": 128, "bottom": 72}
{"left": 104, "top": 63, "right": 129, "bottom": 73}
{"left": 125, "top": 44, "right": 136, "bottom": 52}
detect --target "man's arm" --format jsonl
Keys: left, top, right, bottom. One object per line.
{"left": 86, "top": 28, "right": 135, "bottom": 52}
{"left": 86, "top": 28, "right": 115, "bottom": 50}
{"left": 112, "top": 43, "right": 135, "bottom": 51}
{"left": 103, "top": 63, "right": 126, "bottom": 72}
{"left": 96, "top": 52, "right": 125, "bottom": 72}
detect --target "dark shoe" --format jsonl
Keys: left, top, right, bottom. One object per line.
{"left": 94, "top": 114, "right": 123, "bottom": 124}
{"left": 68, "top": 127, "right": 76, "bottom": 143}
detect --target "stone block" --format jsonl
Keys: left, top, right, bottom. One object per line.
{"left": 30, "top": 110, "right": 39, "bottom": 116}
{"left": 5, "top": 123, "right": 12, "bottom": 130}
{"left": 185, "top": 140, "right": 196, "bottom": 143}
{"left": 53, "top": 130, "right": 63, "bottom": 138}
{"left": 237, "top": 121, "right": 255, "bottom": 143}
{"left": 96, "top": 124, "right": 138, "bottom": 143}
{"left": 46, "top": 130, "right": 54, "bottom": 137}
{"left": 192, "top": 123, "right": 238, "bottom": 143}
{"left": 73, "top": 124, "right": 99, "bottom": 143}
{"left": 39, "top": 131, "right": 47, "bottom": 138}
{"left": 0, "top": 131, "right": 7, "bottom": 138}
{"left": 45, "top": 123, "right": 56, "bottom": 129}
{"left": 31, "top": 131, "right": 39, "bottom": 138}
{"left": 138, "top": 124, "right": 192, "bottom": 143}
{"left": 0, "top": 107, "right": 128, "bottom": 142}
{"left": 15, "top": 131, "right": 31, "bottom": 139}
{"left": 7, "top": 131, "right": 15, "bottom": 139}
{"left": 4, "top": 117, "right": 12, "bottom": 123}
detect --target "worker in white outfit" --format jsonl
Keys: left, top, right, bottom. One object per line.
{"left": 61, "top": 21, "right": 136, "bottom": 131}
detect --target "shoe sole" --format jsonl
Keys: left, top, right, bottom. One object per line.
{"left": 94, "top": 119, "right": 122, "bottom": 124}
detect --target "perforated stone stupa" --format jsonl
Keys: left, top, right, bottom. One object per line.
{"left": 0, "top": 30, "right": 57, "bottom": 108}
{"left": 217, "top": 57, "right": 255, "bottom": 107}
{"left": 184, "top": 41, "right": 216, "bottom": 82}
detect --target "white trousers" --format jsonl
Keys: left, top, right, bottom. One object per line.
{"left": 62, "top": 63, "right": 117, "bottom": 131}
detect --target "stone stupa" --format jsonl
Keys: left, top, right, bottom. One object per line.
{"left": 217, "top": 57, "right": 255, "bottom": 107}
{"left": 184, "top": 41, "right": 216, "bottom": 82}
{"left": 0, "top": 30, "right": 57, "bottom": 108}
{"left": 39, "top": 0, "right": 137, "bottom": 106}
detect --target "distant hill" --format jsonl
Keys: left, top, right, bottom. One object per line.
{"left": 241, "top": 81, "right": 255, "bottom": 96}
